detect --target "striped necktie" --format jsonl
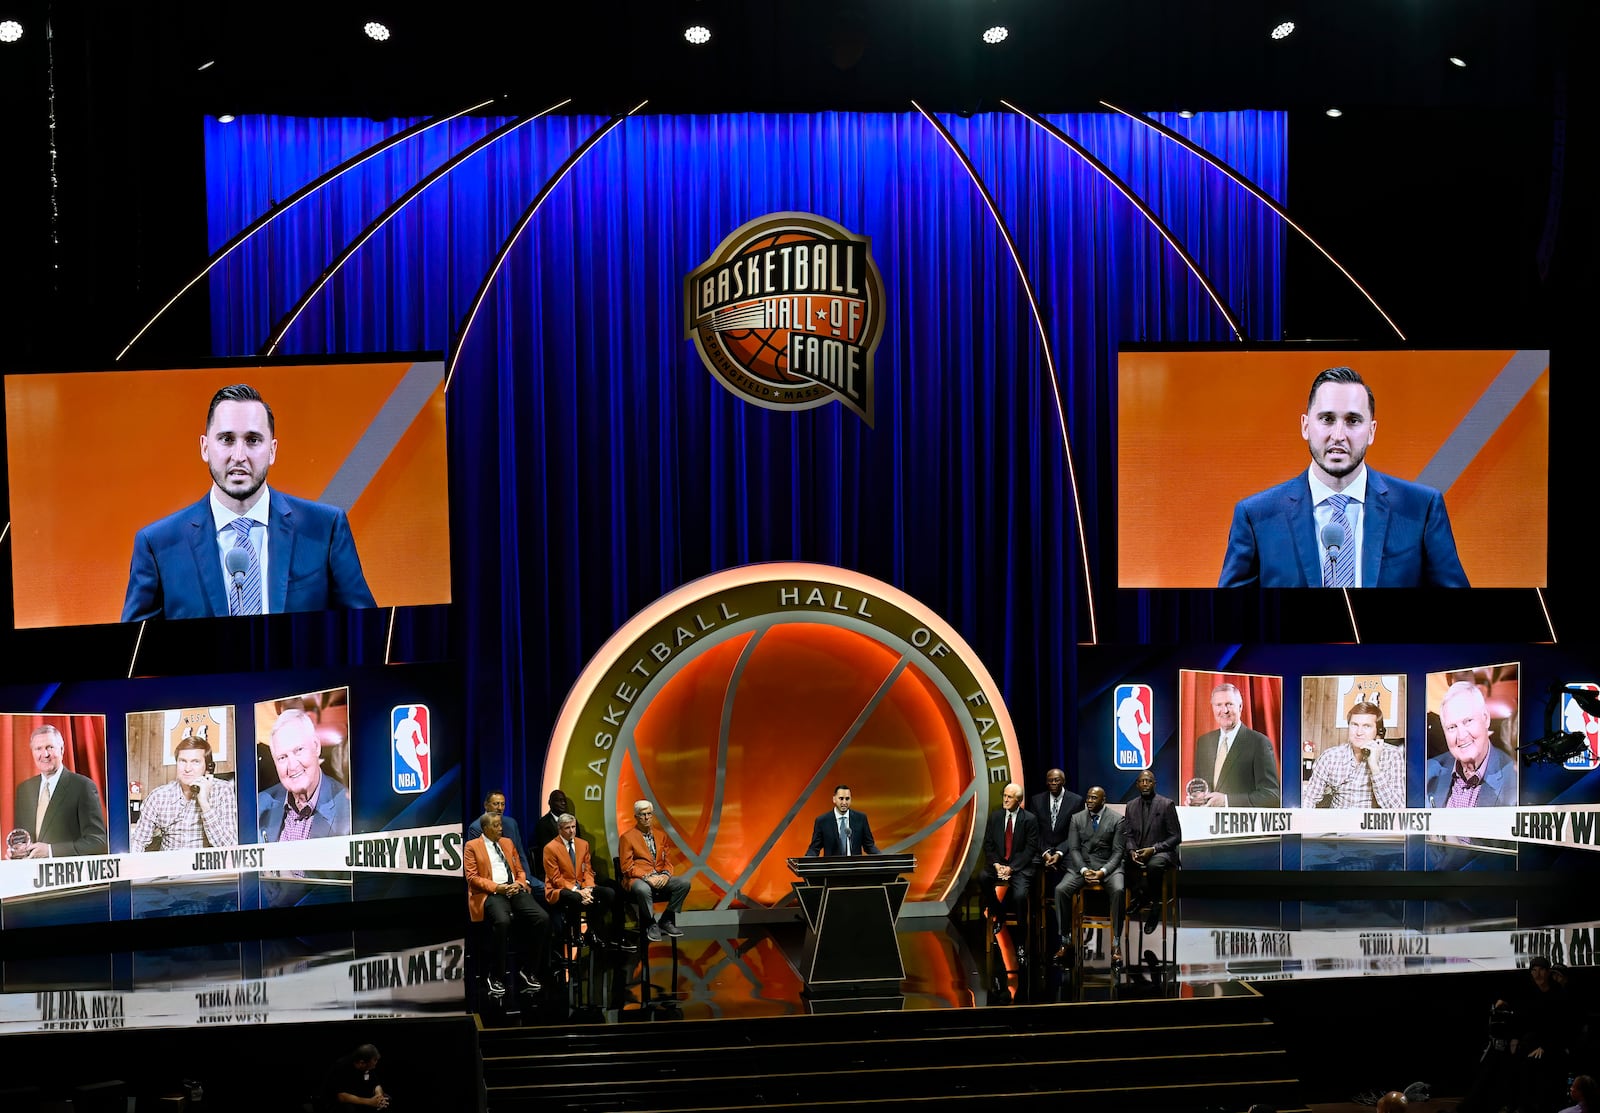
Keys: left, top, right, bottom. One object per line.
{"left": 227, "top": 517, "right": 264, "bottom": 615}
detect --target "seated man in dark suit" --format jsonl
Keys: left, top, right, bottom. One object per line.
{"left": 805, "top": 784, "right": 878, "bottom": 856}
{"left": 467, "top": 789, "right": 529, "bottom": 868}
{"left": 1123, "top": 770, "right": 1182, "bottom": 934}
{"left": 8, "top": 724, "right": 109, "bottom": 859}
{"left": 122, "top": 383, "right": 375, "bottom": 621}
{"left": 1032, "top": 767, "right": 1084, "bottom": 883}
{"left": 532, "top": 789, "right": 582, "bottom": 879}
{"left": 1052, "top": 786, "right": 1126, "bottom": 967}
{"left": 1218, "top": 366, "right": 1469, "bottom": 588}
{"left": 979, "top": 782, "right": 1041, "bottom": 956}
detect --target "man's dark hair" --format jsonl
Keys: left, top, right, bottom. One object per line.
{"left": 174, "top": 733, "right": 212, "bottom": 759}
{"left": 352, "top": 1043, "right": 380, "bottom": 1064}
{"left": 548, "top": 789, "right": 569, "bottom": 807}
{"left": 206, "top": 383, "right": 275, "bottom": 435}
{"left": 1347, "top": 701, "right": 1383, "bottom": 720}
{"left": 834, "top": 784, "right": 851, "bottom": 794}
{"left": 483, "top": 789, "right": 506, "bottom": 806}
{"left": 1530, "top": 954, "right": 1552, "bottom": 969}
{"left": 1307, "top": 366, "right": 1375, "bottom": 419}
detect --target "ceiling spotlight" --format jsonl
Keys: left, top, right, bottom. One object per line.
{"left": 982, "top": 26, "right": 1009, "bottom": 45}
{"left": 1449, "top": 56, "right": 1467, "bottom": 68}
{"left": 1178, "top": 110, "right": 1195, "bottom": 119}
{"left": 197, "top": 59, "right": 216, "bottom": 71}
{"left": 363, "top": 21, "right": 391, "bottom": 42}
{"left": 684, "top": 24, "right": 711, "bottom": 45}
{"left": 0, "top": 20, "right": 23, "bottom": 43}
{"left": 1325, "top": 107, "right": 1343, "bottom": 118}
{"left": 217, "top": 114, "right": 236, "bottom": 124}
{"left": 1270, "top": 21, "right": 1295, "bottom": 40}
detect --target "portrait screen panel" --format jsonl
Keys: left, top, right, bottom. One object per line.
{"left": 1117, "top": 348, "right": 1549, "bottom": 588}
{"left": 4, "top": 357, "right": 451, "bottom": 629}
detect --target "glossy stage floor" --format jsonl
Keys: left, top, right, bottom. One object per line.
{"left": 1, "top": 897, "right": 1584, "bottom": 1035}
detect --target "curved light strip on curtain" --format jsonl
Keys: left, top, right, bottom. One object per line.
{"left": 1001, "top": 101, "right": 1244, "bottom": 339}
{"left": 911, "top": 101, "right": 1099, "bottom": 646}
{"left": 115, "top": 97, "right": 501, "bottom": 362}
{"left": 444, "top": 100, "right": 646, "bottom": 393}
{"left": 262, "top": 101, "right": 570, "bottom": 356}
{"left": 1100, "top": 99, "right": 1406, "bottom": 341}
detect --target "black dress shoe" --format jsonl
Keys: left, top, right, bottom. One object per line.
{"left": 616, "top": 937, "right": 636, "bottom": 952}
{"left": 518, "top": 970, "right": 542, "bottom": 993}
{"left": 1144, "top": 908, "right": 1161, "bottom": 934}
{"left": 1052, "top": 945, "right": 1070, "bottom": 967}
{"left": 485, "top": 976, "right": 506, "bottom": 999}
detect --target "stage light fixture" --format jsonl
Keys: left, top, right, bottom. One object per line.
{"left": 217, "top": 114, "right": 236, "bottom": 124}
{"left": 1449, "top": 56, "right": 1467, "bottom": 67}
{"left": 1178, "top": 110, "right": 1195, "bottom": 119}
{"left": 685, "top": 25, "right": 711, "bottom": 45}
{"left": 364, "top": 21, "right": 391, "bottom": 42}
{"left": 1270, "top": 21, "right": 1295, "bottom": 40}
{"left": 982, "top": 25, "right": 1009, "bottom": 45}
{"left": 1325, "top": 107, "right": 1343, "bottom": 118}
{"left": 0, "top": 20, "right": 23, "bottom": 43}
{"left": 197, "top": 59, "right": 216, "bottom": 71}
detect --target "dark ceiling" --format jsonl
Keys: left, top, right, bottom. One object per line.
{"left": 2, "top": 0, "right": 1570, "bottom": 118}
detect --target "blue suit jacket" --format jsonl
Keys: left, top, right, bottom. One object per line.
{"left": 122, "top": 490, "right": 376, "bottom": 621}
{"left": 1425, "top": 745, "right": 1517, "bottom": 808}
{"left": 466, "top": 813, "right": 528, "bottom": 871}
{"left": 1218, "top": 469, "right": 1469, "bottom": 588}
{"left": 257, "top": 775, "right": 352, "bottom": 842}
{"left": 805, "top": 809, "right": 878, "bottom": 856}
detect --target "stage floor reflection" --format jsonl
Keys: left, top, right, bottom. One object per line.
{"left": 0, "top": 900, "right": 1589, "bottom": 1035}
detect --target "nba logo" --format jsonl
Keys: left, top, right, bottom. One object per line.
{"left": 392, "top": 704, "right": 431, "bottom": 793}
{"left": 1113, "top": 684, "right": 1154, "bottom": 770}
{"left": 1562, "top": 684, "right": 1600, "bottom": 771}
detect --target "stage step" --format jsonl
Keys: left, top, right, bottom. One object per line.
{"left": 482, "top": 993, "right": 1303, "bottom": 1112}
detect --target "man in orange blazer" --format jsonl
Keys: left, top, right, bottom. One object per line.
{"left": 542, "top": 812, "right": 623, "bottom": 950}
{"left": 466, "top": 812, "right": 551, "bottom": 997}
{"left": 618, "top": 799, "right": 690, "bottom": 942}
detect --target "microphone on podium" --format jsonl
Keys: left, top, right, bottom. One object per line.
{"left": 1320, "top": 519, "right": 1346, "bottom": 574}
{"left": 225, "top": 546, "right": 250, "bottom": 590}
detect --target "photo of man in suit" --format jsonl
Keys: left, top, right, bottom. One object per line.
{"left": 1426, "top": 681, "right": 1517, "bottom": 809}
{"left": 256, "top": 707, "right": 351, "bottom": 842}
{"left": 8, "top": 724, "right": 109, "bottom": 859}
{"left": 1191, "top": 683, "right": 1282, "bottom": 808}
{"left": 121, "top": 383, "right": 376, "bottom": 621}
{"left": 1217, "top": 366, "right": 1469, "bottom": 588}
{"left": 978, "top": 782, "right": 1041, "bottom": 946}
{"left": 1052, "top": 787, "right": 1125, "bottom": 967}
{"left": 805, "top": 784, "right": 878, "bottom": 856}
{"left": 1123, "top": 770, "right": 1182, "bottom": 934}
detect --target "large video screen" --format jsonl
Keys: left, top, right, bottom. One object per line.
{"left": 4, "top": 357, "right": 451, "bottom": 628}
{"left": 1117, "top": 348, "right": 1549, "bottom": 588}
{"left": 1074, "top": 643, "right": 1600, "bottom": 873}
{"left": 0, "top": 664, "right": 461, "bottom": 929}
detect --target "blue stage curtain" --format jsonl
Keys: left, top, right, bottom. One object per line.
{"left": 203, "top": 109, "right": 1284, "bottom": 805}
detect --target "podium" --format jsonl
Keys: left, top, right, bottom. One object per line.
{"left": 787, "top": 854, "right": 915, "bottom": 996}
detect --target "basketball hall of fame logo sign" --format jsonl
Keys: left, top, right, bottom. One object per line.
{"left": 684, "top": 213, "right": 885, "bottom": 426}
{"left": 543, "top": 563, "right": 1020, "bottom": 921}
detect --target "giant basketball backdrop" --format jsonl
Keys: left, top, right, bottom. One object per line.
{"left": 544, "top": 563, "right": 1023, "bottom": 920}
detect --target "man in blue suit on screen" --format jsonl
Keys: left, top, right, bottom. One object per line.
{"left": 805, "top": 784, "right": 878, "bottom": 856}
{"left": 121, "top": 383, "right": 376, "bottom": 621}
{"left": 1217, "top": 366, "right": 1470, "bottom": 588}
